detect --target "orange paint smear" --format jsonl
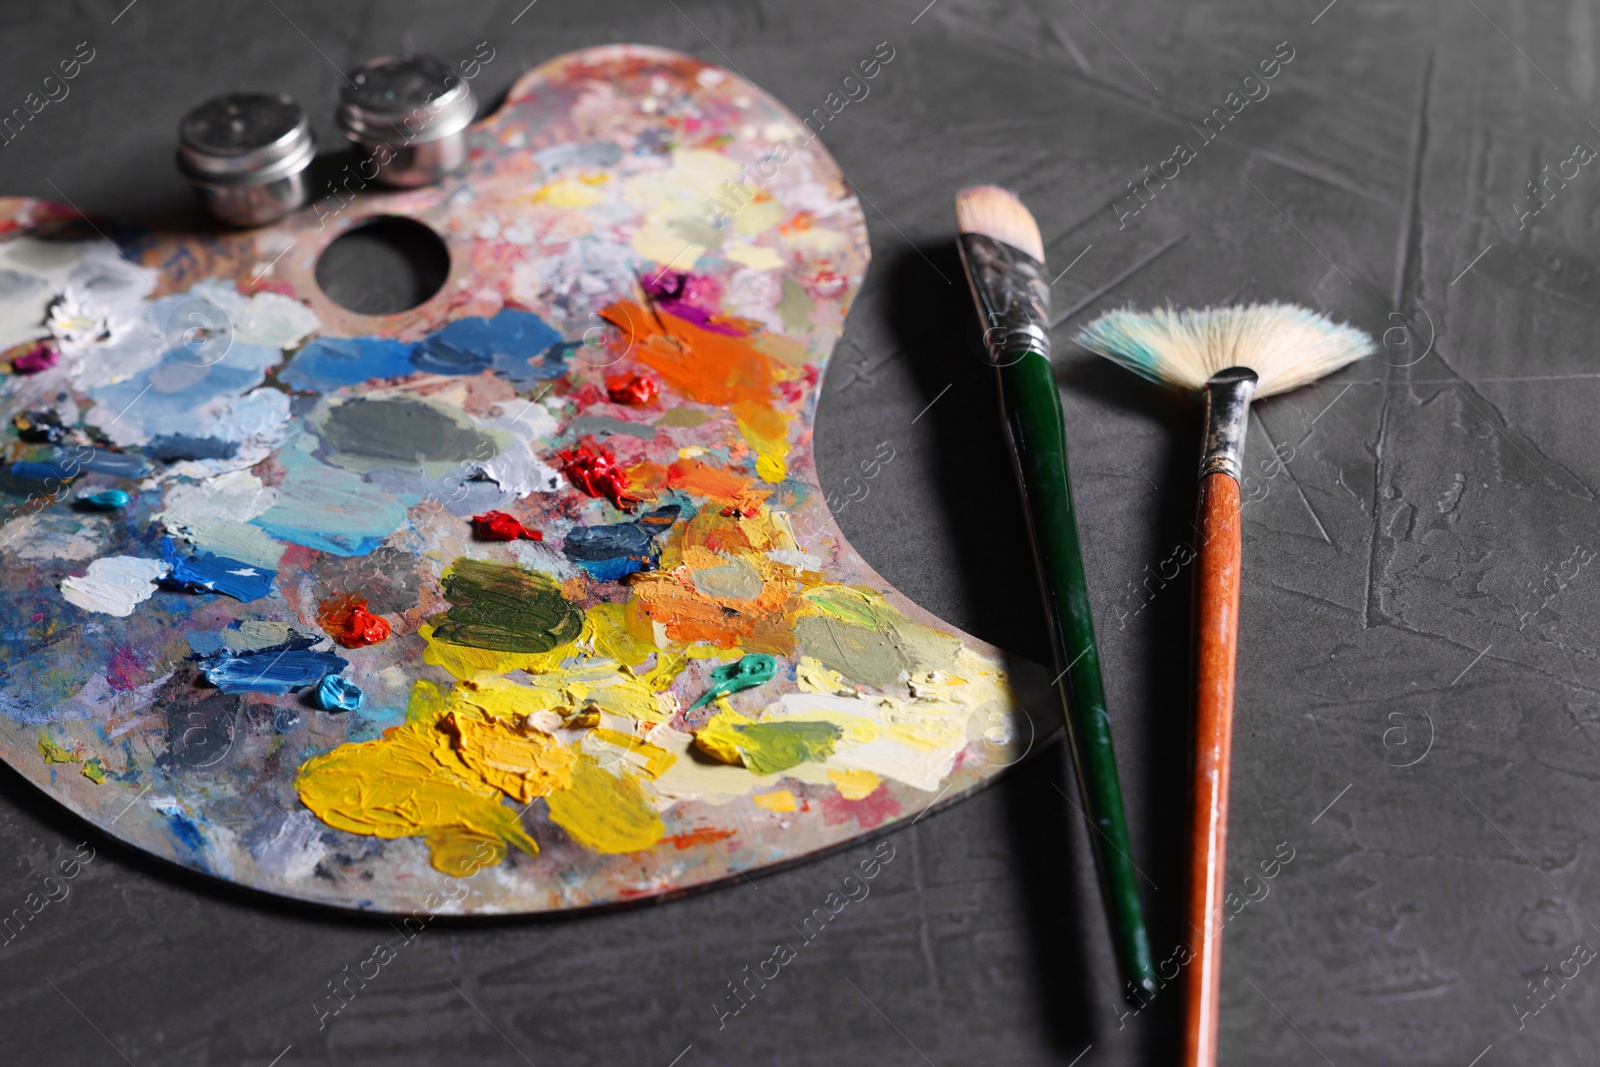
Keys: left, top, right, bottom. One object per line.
{"left": 664, "top": 828, "right": 737, "bottom": 850}
{"left": 666, "top": 457, "right": 770, "bottom": 510}
{"left": 599, "top": 301, "right": 795, "bottom": 481}
{"left": 625, "top": 459, "right": 668, "bottom": 496}
{"left": 627, "top": 507, "right": 800, "bottom": 651}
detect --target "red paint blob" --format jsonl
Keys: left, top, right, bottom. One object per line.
{"left": 557, "top": 439, "right": 638, "bottom": 511}
{"left": 471, "top": 510, "right": 544, "bottom": 542}
{"left": 605, "top": 373, "right": 660, "bottom": 406}
{"left": 344, "top": 605, "right": 392, "bottom": 646}
{"left": 11, "top": 341, "right": 59, "bottom": 375}
{"left": 318, "top": 594, "right": 392, "bottom": 648}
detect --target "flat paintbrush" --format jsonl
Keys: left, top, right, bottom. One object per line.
{"left": 955, "top": 185, "right": 1157, "bottom": 1000}
{"left": 1076, "top": 304, "right": 1374, "bottom": 1067}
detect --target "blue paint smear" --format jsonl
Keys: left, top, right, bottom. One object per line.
{"left": 71, "top": 447, "right": 151, "bottom": 479}
{"left": 315, "top": 674, "right": 363, "bottom": 712}
{"left": 164, "top": 812, "right": 207, "bottom": 856}
{"left": 77, "top": 489, "right": 130, "bottom": 510}
{"left": 200, "top": 648, "right": 349, "bottom": 695}
{"left": 8, "top": 460, "right": 75, "bottom": 482}
{"left": 161, "top": 537, "right": 275, "bottom": 602}
{"left": 91, "top": 342, "right": 284, "bottom": 444}
{"left": 533, "top": 140, "right": 622, "bottom": 170}
{"left": 411, "top": 310, "right": 565, "bottom": 383}
{"left": 144, "top": 434, "right": 239, "bottom": 462}
{"left": 563, "top": 506, "right": 680, "bottom": 581}
{"left": 250, "top": 432, "right": 409, "bottom": 557}
{"left": 280, "top": 309, "right": 565, "bottom": 393}
{"left": 279, "top": 337, "right": 415, "bottom": 392}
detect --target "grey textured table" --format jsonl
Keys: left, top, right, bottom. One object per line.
{"left": 0, "top": 2, "right": 1592, "bottom": 1064}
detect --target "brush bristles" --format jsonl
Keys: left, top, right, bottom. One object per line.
{"left": 1074, "top": 304, "right": 1375, "bottom": 399}
{"left": 955, "top": 185, "right": 1044, "bottom": 262}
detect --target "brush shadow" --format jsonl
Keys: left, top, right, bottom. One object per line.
{"left": 878, "top": 241, "right": 1094, "bottom": 1052}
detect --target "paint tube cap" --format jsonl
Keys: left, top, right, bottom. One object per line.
{"left": 177, "top": 93, "right": 316, "bottom": 187}
{"left": 337, "top": 54, "right": 477, "bottom": 145}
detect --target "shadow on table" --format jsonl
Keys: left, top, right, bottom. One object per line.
{"left": 879, "top": 239, "right": 1194, "bottom": 1059}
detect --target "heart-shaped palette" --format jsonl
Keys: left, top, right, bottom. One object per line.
{"left": 0, "top": 44, "right": 1046, "bottom": 914}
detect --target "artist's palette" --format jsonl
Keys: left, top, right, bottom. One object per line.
{"left": 0, "top": 45, "right": 1044, "bottom": 913}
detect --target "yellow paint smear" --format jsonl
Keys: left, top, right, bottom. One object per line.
{"left": 451, "top": 666, "right": 672, "bottom": 725}
{"left": 753, "top": 789, "right": 798, "bottom": 813}
{"left": 583, "top": 601, "right": 708, "bottom": 691}
{"left": 443, "top": 712, "right": 577, "bottom": 803}
{"left": 879, "top": 699, "right": 969, "bottom": 751}
{"left": 294, "top": 718, "right": 539, "bottom": 876}
{"left": 425, "top": 829, "right": 507, "bottom": 878}
{"left": 588, "top": 726, "right": 677, "bottom": 778}
{"left": 645, "top": 725, "right": 777, "bottom": 801}
{"left": 694, "top": 709, "right": 753, "bottom": 766}
{"left": 796, "top": 656, "right": 853, "bottom": 695}
{"left": 828, "top": 768, "right": 881, "bottom": 800}
{"left": 725, "top": 243, "right": 784, "bottom": 271}
{"left": 735, "top": 402, "right": 791, "bottom": 483}
{"left": 729, "top": 190, "right": 783, "bottom": 236}
{"left": 533, "top": 176, "right": 605, "bottom": 208}
{"left": 545, "top": 754, "right": 665, "bottom": 854}
{"left": 405, "top": 678, "right": 450, "bottom": 723}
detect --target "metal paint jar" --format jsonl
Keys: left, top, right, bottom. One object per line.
{"left": 177, "top": 93, "right": 315, "bottom": 228}
{"left": 337, "top": 55, "right": 477, "bottom": 188}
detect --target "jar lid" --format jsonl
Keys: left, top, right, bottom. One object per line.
{"left": 177, "top": 93, "right": 315, "bottom": 186}
{"left": 338, "top": 54, "right": 477, "bottom": 145}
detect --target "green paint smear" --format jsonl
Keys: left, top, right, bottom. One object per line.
{"left": 689, "top": 653, "right": 777, "bottom": 710}
{"left": 81, "top": 757, "right": 107, "bottom": 784}
{"left": 37, "top": 735, "right": 77, "bottom": 764}
{"left": 699, "top": 714, "right": 842, "bottom": 775}
{"left": 656, "top": 407, "right": 713, "bottom": 428}
{"left": 776, "top": 278, "right": 814, "bottom": 334}
{"left": 430, "top": 558, "right": 584, "bottom": 653}
{"left": 668, "top": 216, "right": 725, "bottom": 249}
{"left": 798, "top": 586, "right": 961, "bottom": 687}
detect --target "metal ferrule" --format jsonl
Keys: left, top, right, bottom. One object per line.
{"left": 1199, "top": 367, "right": 1259, "bottom": 480}
{"left": 957, "top": 232, "right": 1052, "bottom": 363}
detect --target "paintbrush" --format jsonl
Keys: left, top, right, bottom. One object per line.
{"left": 1075, "top": 304, "right": 1374, "bottom": 1067}
{"left": 955, "top": 186, "right": 1157, "bottom": 1000}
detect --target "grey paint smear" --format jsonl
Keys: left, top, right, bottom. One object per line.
{"left": 568, "top": 414, "right": 659, "bottom": 440}
{"left": 310, "top": 396, "right": 499, "bottom": 472}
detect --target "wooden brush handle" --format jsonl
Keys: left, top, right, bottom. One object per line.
{"left": 1184, "top": 471, "right": 1244, "bottom": 1067}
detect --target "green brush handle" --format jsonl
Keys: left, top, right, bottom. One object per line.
{"left": 997, "top": 348, "right": 1157, "bottom": 1001}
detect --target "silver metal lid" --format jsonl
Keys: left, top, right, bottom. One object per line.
{"left": 177, "top": 93, "right": 315, "bottom": 187}
{"left": 337, "top": 54, "right": 477, "bottom": 145}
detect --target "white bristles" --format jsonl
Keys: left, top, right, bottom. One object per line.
{"left": 1074, "top": 304, "right": 1375, "bottom": 399}
{"left": 955, "top": 185, "right": 1044, "bottom": 262}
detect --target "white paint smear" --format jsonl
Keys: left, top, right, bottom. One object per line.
{"left": 59, "top": 556, "right": 169, "bottom": 617}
